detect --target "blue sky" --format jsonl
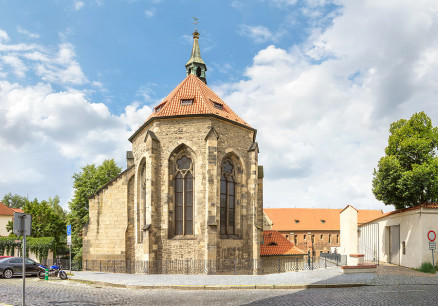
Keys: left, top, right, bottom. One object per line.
{"left": 0, "top": 0, "right": 338, "bottom": 113}
{"left": 1, "top": 0, "right": 438, "bottom": 212}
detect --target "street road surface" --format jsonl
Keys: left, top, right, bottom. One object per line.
{"left": 0, "top": 278, "right": 437, "bottom": 305}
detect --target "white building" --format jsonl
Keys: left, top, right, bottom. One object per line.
{"left": 0, "top": 202, "right": 23, "bottom": 237}
{"left": 358, "top": 203, "right": 438, "bottom": 269}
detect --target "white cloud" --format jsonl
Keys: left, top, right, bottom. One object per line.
{"left": 144, "top": 8, "right": 156, "bottom": 19}
{"left": 0, "top": 80, "right": 152, "bottom": 205}
{"left": 136, "top": 83, "right": 157, "bottom": 102}
{"left": 0, "top": 31, "right": 87, "bottom": 86}
{"left": 216, "top": 0, "right": 438, "bottom": 211}
{"left": 0, "top": 28, "right": 152, "bottom": 206}
{"left": 0, "top": 30, "right": 9, "bottom": 42}
{"left": 74, "top": 1, "right": 84, "bottom": 10}
{"left": 17, "top": 26, "right": 40, "bottom": 39}
{"left": 2, "top": 55, "right": 27, "bottom": 78}
{"left": 238, "top": 25, "right": 274, "bottom": 44}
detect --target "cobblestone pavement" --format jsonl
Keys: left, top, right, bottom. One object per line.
{"left": 70, "top": 267, "right": 376, "bottom": 287}
{"left": 1, "top": 278, "right": 438, "bottom": 305}
{"left": 69, "top": 265, "right": 438, "bottom": 288}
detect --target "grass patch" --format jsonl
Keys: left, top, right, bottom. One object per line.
{"left": 414, "top": 262, "right": 436, "bottom": 274}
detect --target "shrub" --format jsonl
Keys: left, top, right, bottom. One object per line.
{"left": 416, "top": 262, "right": 436, "bottom": 274}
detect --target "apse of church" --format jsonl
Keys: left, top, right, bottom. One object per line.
{"left": 82, "top": 30, "right": 264, "bottom": 268}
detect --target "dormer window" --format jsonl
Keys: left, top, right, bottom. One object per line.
{"left": 268, "top": 242, "right": 277, "bottom": 246}
{"left": 213, "top": 102, "right": 223, "bottom": 110}
{"left": 155, "top": 102, "right": 166, "bottom": 113}
{"left": 294, "top": 220, "right": 300, "bottom": 223}
{"left": 321, "top": 220, "right": 326, "bottom": 223}
{"left": 210, "top": 99, "right": 224, "bottom": 110}
{"left": 181, "top": 99, "right": 193, "bottom": 106}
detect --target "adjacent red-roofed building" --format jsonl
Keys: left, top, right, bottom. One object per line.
{"left": 263, "top": 208, "right": 384, "bottom": 256}
{"left": 0, "top": 202, "right": 16, "bottom": 236}
{"left": 261, "top": 230, "right": 306, "bottom": 257}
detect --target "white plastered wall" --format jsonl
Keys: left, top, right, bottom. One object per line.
{"left": 367, "top": 208, "right": 438, "bottom": 269}
{"left": 340, "top": 205, "right": 358, "bottom": 258}
{"left": 0, "top": 215, "right": 12, "bottom": 237}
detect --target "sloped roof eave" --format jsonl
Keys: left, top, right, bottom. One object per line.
{"left": 89, "top": 165, "right": 135, "bottom": 199}
{"left": 360, "top": 203, "right": 438, "bottom": 226}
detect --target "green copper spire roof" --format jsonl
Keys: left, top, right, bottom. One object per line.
{"left": 185, "top": 30, "right": 207, "bottom": 84}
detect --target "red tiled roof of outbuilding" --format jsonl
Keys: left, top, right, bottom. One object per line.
{"left": 261, "top": 230, "right": 306, "bottom": 256}
{"left": 0, "top": 202, "right": 14, "bottom": 216}
{"left": 11, "top": 208, "right": 23, "bottom": 213}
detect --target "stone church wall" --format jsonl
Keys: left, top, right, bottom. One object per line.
{"left": 84, "top": 115, "right": 263, "bottom": 266}
{"left": 130, "top": 116, "right": 262, "bottom": 262}
{"left": 83, "top": 167, "right": 134, "bottom": 261}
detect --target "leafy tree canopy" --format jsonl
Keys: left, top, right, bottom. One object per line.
{"left": 67, "top": 159, "right": 121, "bottom": 260}
{"left": 372, "top": 112, "right": 438, "bottom": 209}
{"left": 1, "top": 193, "right": 27, "bottom": 208}
{"left": 23, "top": 196, "right": 66, "bottom": 239}
{"left": 5, "top": 195, "right": 66, "bottom": 255}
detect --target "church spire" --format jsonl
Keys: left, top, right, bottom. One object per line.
{"left": 185, "top": 28, "right": 207, "bottom": 84}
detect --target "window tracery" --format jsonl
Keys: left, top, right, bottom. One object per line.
{"left": 220, "top": 159, "right": 236, "bottom": 236}
{"left": 174, "top": 154, "right": 194, "bottom": 235}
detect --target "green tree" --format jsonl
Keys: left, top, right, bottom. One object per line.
{"left": 1, "top": 193, "right": 27, "bottom": 208}
{"left": 67, "top": 159, "right": 121, "bottom": 261}
{"left": 6, "top": 196, "right": 67, "bottom": 255}
{"left": 372, "top": 112, "right": 438, "bottom": 209}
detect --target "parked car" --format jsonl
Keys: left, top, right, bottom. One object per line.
{"left": 0, "top": 257, "right": 40, "bottom": 279}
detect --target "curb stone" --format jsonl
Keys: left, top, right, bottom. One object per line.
{"left": 68, "top": 278, "right": 368, "bottom": 290}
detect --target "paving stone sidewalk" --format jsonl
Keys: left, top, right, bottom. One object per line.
{"left": 68, "top": 265, "right": 438, "bottom": 289}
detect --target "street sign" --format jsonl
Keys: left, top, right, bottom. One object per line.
{"left": 13, "top": 213, "right": 32, "bottom": 236}
{"left": 67, "top": 225, "right": 72, "bottom": 274}
{"left": 13, "top": 212, "right": 32, "bottom": 306}
{"left": 428, "top": 230, "right": 436, "bottom": 242}
{"left": 67, "top": 225, "right": 72, "bottom": 246}
{"left": 429, "top": 241, "right": 436, "bottom": 250}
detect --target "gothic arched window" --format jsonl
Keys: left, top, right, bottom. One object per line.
{"left": 174, "top": 155, "right": 194, "bottom": 235}
{"left": 137, "top": 159, "right": 147, "bottom": 243}
{"left": 220, "top": 159, "right": 235, "bottom": 235}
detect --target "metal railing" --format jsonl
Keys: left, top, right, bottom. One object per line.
{"left": 42, "top": 255, "right": 346, "bottom": 275}
{"left": 358, "top": 223, "right": 380, "bottom": 265}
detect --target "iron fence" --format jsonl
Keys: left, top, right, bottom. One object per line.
{"left": 42, "top": 255, "right": 346, "bottom": 275}
{"left": 358, "top": 223, "right": 380, "bottom": 264}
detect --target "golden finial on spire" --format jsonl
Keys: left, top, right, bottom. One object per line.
{"left": 192, "top": 17, "right": 199, "bottom": 31}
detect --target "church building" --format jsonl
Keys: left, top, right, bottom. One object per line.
{"left": 82, "top": 30, "right": 264, "bottom": 268}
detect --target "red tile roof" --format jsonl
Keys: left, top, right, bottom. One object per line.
{"left": 148, "top": 74, "right": 249, "bottom": 126}
{"left": 0, "top": 202, "right": 14, "bottom": 216}
{"left": 129, "top": 75, "right": 252, "bottom": 142}
{"left": 264, "top": 208, "right": 384, "bottom": 231}
{"left": 261, "top": 230, "right": 306, "bottom": 256}
{"left": 11, "top": 208, "right": 23, "bottom": 213}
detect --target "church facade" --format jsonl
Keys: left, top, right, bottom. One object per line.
{"left": 82, "top": 31, "right": 264, "bottom": 268}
